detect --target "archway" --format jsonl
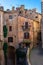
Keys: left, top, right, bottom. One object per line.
{"left": 7, "top": 46, "right": 15, "bottom": 65}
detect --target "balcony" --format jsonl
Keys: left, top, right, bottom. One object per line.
{"left": 23, "top": 39, "right": 31, "bottom": 47}
{"left": 22, "top": 25, "right": 30, "bottom": 31}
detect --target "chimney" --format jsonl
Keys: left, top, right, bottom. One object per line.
{"left": 20, "top": 5, "right": 25, "bottom": 10}
{"left": 6, "top": 9, "right": 10, "bottom": 12}
{"left": 0, "top": 6, "right": 4, "bottom": 11}
{"left": 12, "top": 6, "right": 15, "bottom": 11}
{"left": 32, "top": 8, "right": 36, "bottom": 12}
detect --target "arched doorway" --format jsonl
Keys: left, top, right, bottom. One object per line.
{"left": 7, "top": 46, "right": 15, "bottom": 65}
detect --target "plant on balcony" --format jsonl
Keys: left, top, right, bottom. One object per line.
{"left": 3, "top": 25, "right": 8, "bottom": 38}
{"left": 23, "top": 39, "right": 31, "bottom": 43}
{"left": 23, "top": 39, "right": 31, "bottom": 47}
{"left": 22, "top": 25, "right": 30, "bottom": 31}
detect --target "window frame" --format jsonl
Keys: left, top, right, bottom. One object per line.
{"left": 9, "top": 26, "right": 12, "bottom": 31}
{"left": 25, "top": 22, "right": 28, "bottom": 29}
{"left": 24, "top": 32, "right": 29, "bottom": 39}
{"left": 9, "top": 15, "right": 13, "bottom": 19}
{"left": 8, "top": 37, "right": 13, "bottom": 42}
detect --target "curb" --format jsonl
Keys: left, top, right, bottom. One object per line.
{"left": 27, "top": 48, "right": 32, "bottom": 65}
{"left": 29, "top": 49, "right": 31, "bottom": 65}
{"left": 29, "top": 48, "right": 33, "bottom": 65}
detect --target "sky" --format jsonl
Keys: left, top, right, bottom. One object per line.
{"left": 0, "top": 0, "right": 41, "bottom": 13}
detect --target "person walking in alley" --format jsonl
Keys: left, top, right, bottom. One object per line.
{"left": 16, "top": 43, "right": 22, "bottom": 65}
{"left": 21, "top": 43, "right": 28, "bottom": 65}
{"left": 16, "top": 43, "right": 28, "bottom": 65}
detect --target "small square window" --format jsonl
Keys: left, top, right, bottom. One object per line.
{"left": 35, "top": 16, "right": 38, "bottom": 18}
{"left": 9, "top": 15, "right": 13, "bottom": 19}
{"left": 30, "top": 12, "right": 32, "bottom": 14}
{"left": 9, "top": 26, "right": 12, "bottom": 31}
{"left": 8, "top": 37, "right": 13, "bottom": 42}
{"left": 24, "top": 32, "right": 29, "bottom": 39}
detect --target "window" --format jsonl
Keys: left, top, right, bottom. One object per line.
{"left": 9, "top": 15, "right": 13, "bottom": 19}
{"left": 24, "top": 32, "right": 29, "bottom": 39}
{"left": 35, "top": 16, "right": 38, "bottom": 18}
{"left": 9, "top": 26, "right": 12, "bottom": 31}
{"left": 8, "top": 37, "right": 13, "bottom": 42}
{"left": 30, "top": 12, "right": 32, "bottom": 14}
{"left": 25, "top": 22, "right": 28, "bottom": 29}
{"left": 19, "top": 10, "right": 23, "bottom": 14}
{"left": 19, "top": 11, "right": 22, "bottom": 14}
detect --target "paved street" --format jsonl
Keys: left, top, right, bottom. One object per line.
{"left": 30, "top": 48, "right": 43, "bottom": 65}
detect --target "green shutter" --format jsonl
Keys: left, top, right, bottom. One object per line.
{"left": 3, "top": 25, "right": 8, "bottom": 38}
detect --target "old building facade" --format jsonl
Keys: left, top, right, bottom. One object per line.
{"left": 0, "top": 5, "right": 41, "bottom": 48}
{"left": 41, "top": 0, "right": 43, "bottom": 48}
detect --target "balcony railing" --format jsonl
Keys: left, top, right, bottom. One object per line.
{"left": 22, "top": 25, "right": 30, "bottom": 31}
{"left": 23, "top": 39, "right": 31, "bottom": 46}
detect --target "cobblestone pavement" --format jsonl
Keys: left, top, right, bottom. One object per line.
{"left": 30, "top": 48, "right": 43, "bottom": 65}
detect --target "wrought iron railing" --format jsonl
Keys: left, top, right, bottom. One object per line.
{"left": 22, "top": 25, "right": 30, "bottom": 31}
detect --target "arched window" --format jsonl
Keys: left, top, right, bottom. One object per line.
{"left": 24, "top": 32, "right": 29, "bottom": 39}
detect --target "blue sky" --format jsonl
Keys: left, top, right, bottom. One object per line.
{"left": 0, "top": 0, "right": 41, "bottom": 13}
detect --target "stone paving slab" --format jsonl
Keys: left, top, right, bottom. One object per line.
{"left": 30, "top": 48, "right": 43, "bottom": 65}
